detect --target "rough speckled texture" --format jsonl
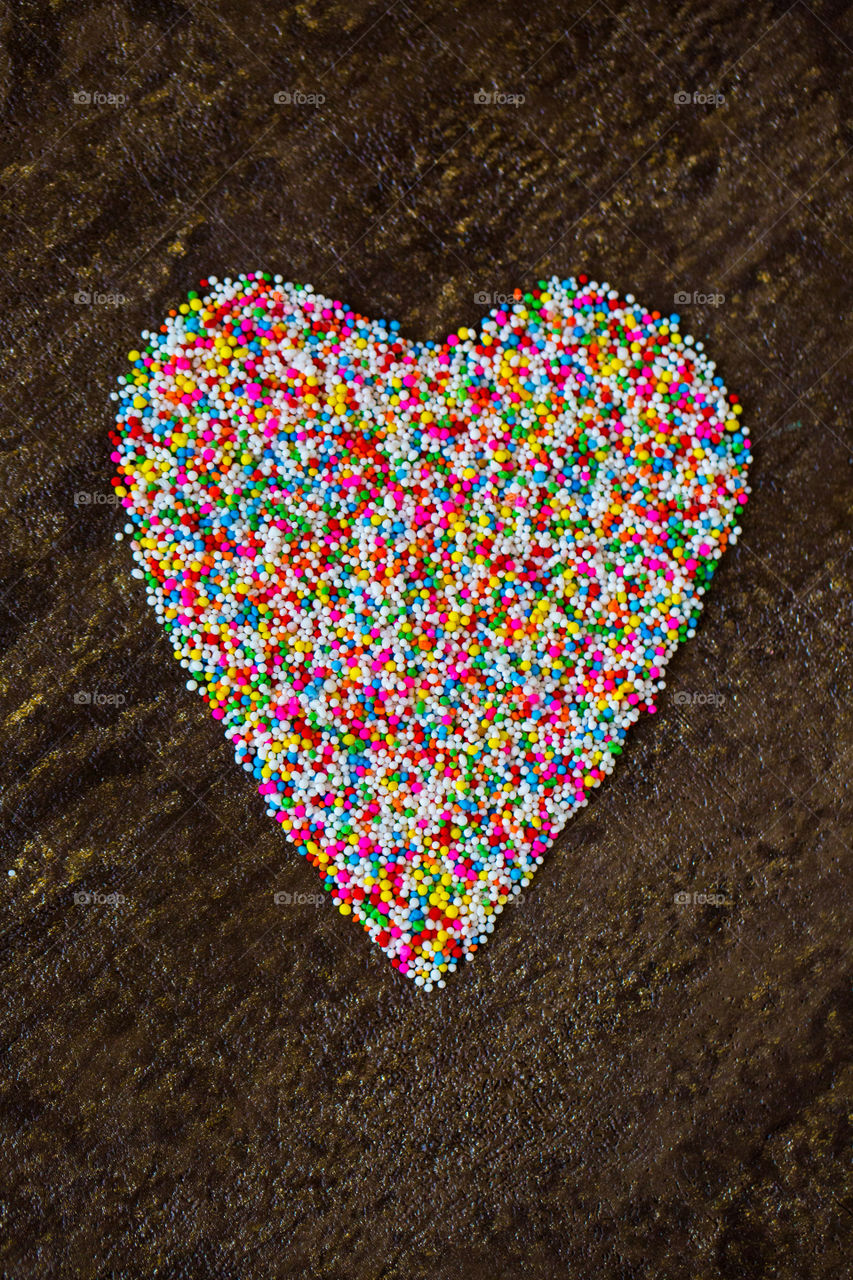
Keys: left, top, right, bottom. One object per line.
{"left": 1, "top": 2, "right": 851, "bottom": 1277}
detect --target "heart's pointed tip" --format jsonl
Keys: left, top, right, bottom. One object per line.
{"left": 112, "top": 273, "right": 750, "bottom": 977}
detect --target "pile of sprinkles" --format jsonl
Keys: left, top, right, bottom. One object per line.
{"left": 111, "top": 273, "right": 751, "bottom": 988}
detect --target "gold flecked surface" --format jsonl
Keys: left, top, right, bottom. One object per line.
{"left": 1, "top": 2, "right": 851, "bottom": 1277}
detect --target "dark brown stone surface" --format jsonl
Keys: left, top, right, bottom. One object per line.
{"left": 1, "top": 2, "right": 851, "bottom": 1277}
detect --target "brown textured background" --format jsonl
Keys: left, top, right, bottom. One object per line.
{"left": 1, "top": 1, "right": 851, "bottom": 1276}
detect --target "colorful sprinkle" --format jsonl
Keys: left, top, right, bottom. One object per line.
{"left": 111, "top": 274, "right": 751, "bottom": 988}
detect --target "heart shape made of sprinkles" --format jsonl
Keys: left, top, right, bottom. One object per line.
{"left": 111, "top": 273, "right": 751, "bottom": 988}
